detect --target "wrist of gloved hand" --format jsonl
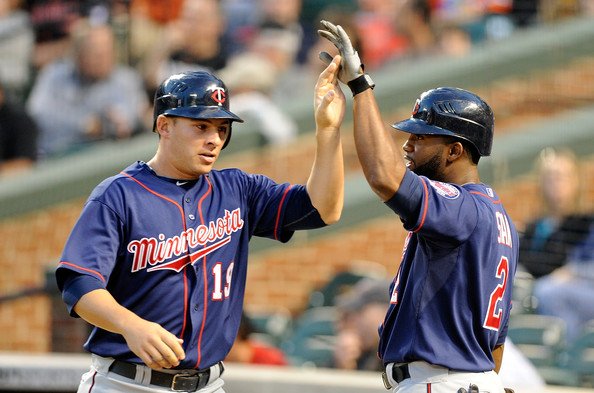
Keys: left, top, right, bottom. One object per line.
{"left": 347, "top": 73, "right": 375, "bottom": 96}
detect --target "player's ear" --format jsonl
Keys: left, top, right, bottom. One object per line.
{"left": 447, "top": 141, "right": 464, "bottom": 162}
{"left": 155, "top": 115, "right": 171, "bottom": 137}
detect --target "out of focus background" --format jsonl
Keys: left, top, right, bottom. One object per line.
{"left": 1, "top": 0, "right": 594, "bottom": 392}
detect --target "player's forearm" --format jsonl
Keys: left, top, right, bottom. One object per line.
{"left": 353, "top": 90, "right": 406, "bottom": 201}
{"left": 306, "top": 128, "right": 344, "bottom": 224}
{"left": 74, "top": 288, "right": 144, "bottom": 335}
{"left": 493, "top": 344, "right": 504, "bottom": 373}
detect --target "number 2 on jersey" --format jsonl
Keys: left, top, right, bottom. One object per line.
{"left": 483, "top": 256, "right": 509, "bottom": 331}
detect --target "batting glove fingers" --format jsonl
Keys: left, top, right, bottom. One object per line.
{"left": 318, "top": 20, "right": 362, "bottom": 82}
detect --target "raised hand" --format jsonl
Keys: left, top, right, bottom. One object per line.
{"left": 318, "top": 20, "right": 374, "bottom": 96}
{"left": 314, "top": 55, "right": 346, "bottom": 132}
{"left": 318, "top": 20, "right": 363, "bottom": 83}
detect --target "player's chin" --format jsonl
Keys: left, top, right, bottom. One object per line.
{"left": 190, "top": 160, "right": 214, "bottom": 176}
{"left": 196, "top": 163, "right": 214, "bottom": 175}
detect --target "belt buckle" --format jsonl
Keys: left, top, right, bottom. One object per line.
{"left": 171, "top": 373, "right": 199, "bottom": 392}
{"left": 381, "top": 371, "right": 393, "bottom": 390}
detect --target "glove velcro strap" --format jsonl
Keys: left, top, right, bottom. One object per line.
{"left": 347, "top": 74, "right": 375, "bottom": 96}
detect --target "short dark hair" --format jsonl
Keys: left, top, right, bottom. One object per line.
{"left": 445, "top": 136, "right": 480, "bottom": 165}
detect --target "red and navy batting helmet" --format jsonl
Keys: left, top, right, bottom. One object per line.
{"left": 153, "top": 71, "right": 243, "bottom": 149}
{"left": 392, "top": 87, "right": 494, "bottom": 157}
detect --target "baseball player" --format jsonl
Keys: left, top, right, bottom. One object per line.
{"left": 55, "top": 58, "right": 346, "bottom": 393}
{"left": 318, "top": 21, "right": 518, "bottom": 393}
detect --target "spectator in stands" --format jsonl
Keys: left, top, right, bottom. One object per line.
{"left": 220, "top": 0, "right": 260, "bottom": 55}
{"left": 272, "top": 6, "right": 360, "bottom": 107}
{"left": 0, "top": 81, "right": 39, "bottom": 175}
{"left": 429, "top": 0, "right": 487, "bottom": 44}
{"left": 0, "top": 0, "right": 35, "bottom": 102}
{"left": 539, "top": 0, "right": 583, "bottom": 23}
{"left": 353, "top": 0, "right": 409, "bottom": 69}
{"left": 256, "top": 0, "right": 305, "bottom": 64}
{"left": 434, "top": 23, "right": 473, "bottom": 57}
{"left": 78, "top": 0, "right": 135, "bottom": 65}
{"left": 218, "top": 52, "right": 298, "bottom": 147}
{"left": 226, "top": 312, "right": 289, "bottom": 366}
{"left": 127, "top": 0, "right": 184, "bottom": 66}
{"left": 397, "top": 0, "right": 436, "bottom": 58}
{"left": 483, "top": 0, "right": 515, "bottom": 41}
{"left": 141, "top": 0, "right": 230, "bottom": 94}
{"left": 240, "top": 0, "right": 303, "bottom": 87}
{"left": 298, "top": 0, "right": 358, "bottom": 63}
{"left": 533, "top": 220, "right": 594, "bottom": 343}
{"left": 518, "top": 147, "right": 593, "bottom": 279}
{"left": 510, "top": 0, "right": 539, "bottom": 27}
{"left": 26, "top": 21, "right": 149, "bottom": 158}
{"left": 24, "top": 0, "right": 80, "bottom": 72}
{"left": 332, "top": 277, "right": 390, "bottom": 372}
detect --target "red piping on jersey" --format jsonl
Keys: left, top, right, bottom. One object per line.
{"left": 470, "top": 190, "right": 502, "bottom": 204}
{"left": 412, "top": 178, "right": 429, "bottom": 233}
{"left": 87, "top": 370, "right": 97, "bottom": 392}
{"left": 180, "top": 269, "right": 189, "bottom": 339}
{"left": 195, "top": 175, "right": 213, "bottom": 368}
{"left": 121, "top": 172, "right": 190, "bottom": 341}
{"left": 120, "top": 172, "right": 188, "bottom": 223}
{"left": 58, "top": 261, "right": 106, "bottom": 283}
{"left": 274, "top": 185, "right": 293, "bottom": 240}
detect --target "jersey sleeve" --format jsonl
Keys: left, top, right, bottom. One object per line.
{"left": 55, "top": 197, "right": 124, "bottom": 313}
{"left": 385, "top": 170, "right": 478, "bottom": 245}
{"left": 497, "top": 311, "right": 510, "bottom": 346}
{"left": 246, "top": 174, "right": 324, "bottom": 242}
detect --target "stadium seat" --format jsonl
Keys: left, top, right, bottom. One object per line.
{"left": 279, "top": 306, "right": 338, "bottom": 368}
{"left": 510, "top": 269, "right": 538, "bottom": 315}
{"left": 306, "top": 262, "right": 387, "bottom": 309}
{"left": 244, "top": 307, "right": 293, "bottom": 346}
{"left": 507, "top": 314, "right": 567, "bottom": 368}
{"left": 559, "top": 320, "right": 594, "bottom": 387}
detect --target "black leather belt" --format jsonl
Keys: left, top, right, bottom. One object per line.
{"left": 109, "top": 360, "right": 223, "bottom": 392}
{"left": 391, "top": 363, "right": 410, "bottom": 383}
{"left": 381, "top": 363, "right": 411, "bottom": 390}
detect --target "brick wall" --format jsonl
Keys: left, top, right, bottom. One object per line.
{"left": 2, "top": 157, "right": 593, "bottom": 353}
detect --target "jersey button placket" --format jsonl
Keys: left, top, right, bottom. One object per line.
{"left": 184, "top": 195, "right": 194, "bottom": 220}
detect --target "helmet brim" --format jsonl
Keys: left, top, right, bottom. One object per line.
{"left": 391, "top": 118, "right": 456, "bottom": 137}
{"left": 165, "top": 106, "right": 244, "bottom": 123}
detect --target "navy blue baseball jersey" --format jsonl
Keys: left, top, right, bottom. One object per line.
{"left": 379, "top": 170, "right": 518, "bottom": 372}
{"left": 56, "top": 161, "right": 325, "bottom": 369}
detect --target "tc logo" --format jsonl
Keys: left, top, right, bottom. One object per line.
{"left": 412, "top": 99, "right": 420, "bottom": 116}
{"left": 210, "top": 87, "right": 226, "bottom": 106}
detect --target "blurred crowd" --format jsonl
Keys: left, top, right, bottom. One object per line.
{"left": 1, "top": 0, "right": 593, "bottom": 176}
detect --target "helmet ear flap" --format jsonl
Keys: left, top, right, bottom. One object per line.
{"left": 222, "top": 126, "right": 232, "bottom": 149}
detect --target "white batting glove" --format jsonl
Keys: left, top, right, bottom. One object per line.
{"left": 318, "top": 20, "right": 375, "bottom": 96}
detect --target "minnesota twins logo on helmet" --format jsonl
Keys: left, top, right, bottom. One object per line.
{"left": 412, "top": 99, "right": 420, "bottom": 116}
{"left": 210, "top": 87, "right": 226, "bottom": 106}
